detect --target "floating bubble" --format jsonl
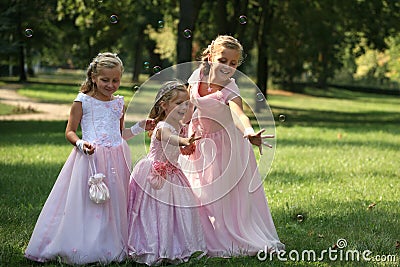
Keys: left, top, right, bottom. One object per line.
{"left": 24, "top": 28, "right": 33, "bottom": 38}
{"left": 279, "top": 114, "right": 286, "bottom": 122}
{"left": 296, "top": 214, "right": 304, "bottom": 222}
{"left": 132, "top": 85, "right": 140, "bottom": 92}
{"left": 239, "top": 15, "right": 247, "bottom": 25}
{"left": 110, "top": 14, "right": 119, "bottom": 24}
{"left": 183, "top": 29, "right": 192, "bottom": 39}
{"left": 153, "top": 66, "right": 162, "bottom": 74}
{"left": 143, "top": 61, "right": 150, "bottom": 69}
{"left": 158, "top": 20, "right": 164, "bottom": 29}
{"left": 256, "top": 92, "right": 265, "bottom": 102}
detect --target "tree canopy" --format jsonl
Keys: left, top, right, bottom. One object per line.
{"left": 1, "top": 0, "right": 399, "bottom": 93}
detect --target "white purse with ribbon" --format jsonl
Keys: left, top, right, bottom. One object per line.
{"left": 88, "top": 155, "right": 110, "bottom": 204}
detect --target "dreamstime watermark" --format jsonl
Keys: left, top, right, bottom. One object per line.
{"left": 257, "top": 238, "right": 398, "bottom": 263}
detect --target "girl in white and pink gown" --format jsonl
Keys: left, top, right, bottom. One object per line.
{"left": 183, "top": 35, "right": 285, "bottom": 257}
{"left": 24, "top": 53, "right": 147, "bottom": 265}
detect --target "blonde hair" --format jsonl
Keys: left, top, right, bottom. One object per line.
{"left": 149, "top": 81, "right": 188, "bottom": 126}
{"left": 200, "top": 35, "right": 244, "bottom": 75}
{"left": 80, "top": 52, "right": 124, "bottom": 94}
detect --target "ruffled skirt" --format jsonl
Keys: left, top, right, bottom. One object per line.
{"left": 183, "top": 125, "right": 285, "bottom": 257}
{"left": 25, "top": 142, "right": 132, "bottom": 265}
{"left": 127, "top": 158, "right": 207, "bottom": 265}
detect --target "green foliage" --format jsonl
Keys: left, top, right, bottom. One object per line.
{"left": 2, "top": 0, "right": 400, "bottom": 88}
{"left": 386, "top": 34, "right": 400, "bottom": 83}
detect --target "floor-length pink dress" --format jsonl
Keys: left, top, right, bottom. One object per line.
{"left": 25, "top": 92, "right": 132, "bottom": 265}
{"left": 127, "top": 121, "right": 206, "bottom": 266}
{"left": 182, "top": 68, "right": 285, "bottom": 257}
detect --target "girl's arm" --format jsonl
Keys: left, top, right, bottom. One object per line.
{"left": 65, "top": 101, "right": 95, "bottom": 154}
{"left": 156, "top": 127, "right": 199, "bottom": 147}
{"left": 228, "top": 97, "right": 273, "bottom": 155}
{"left": 228, "top": 96, "right": 252, "bottom": 134}
{"left": 182, "top": 85, "right": 194, "bottom": 124}
{"left": 122, "top": 119, "right": 156, "bottom": 140}
{"left": 120, "top": 108, "right": 125, "bottom": 134}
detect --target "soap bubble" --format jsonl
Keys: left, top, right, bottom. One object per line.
{"left": 183, "top": 29, "right": 192, "bottom": 38}
{"left": 24, "top": 29, "right": 33, "bottom": 38}
{"left": 110, "top": 15, "right": 119, "bottom": 24}
{"left": 239, "top": 15, "right": 247, "bottom": 25}
{"left": 256, "top": 93, "right": 265, "bottom": 102}
{"left": 153, "top": 66, "right": 161, "bottom": 74}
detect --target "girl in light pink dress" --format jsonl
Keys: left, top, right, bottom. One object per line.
{"left": 183, "top": 35, "right": 285, "bottom": 257}
{"left": 127, "top": 81, "right": 206, "bottom": 266}
{"left": 25, "top": 53, "right": 151, "bottom": 265}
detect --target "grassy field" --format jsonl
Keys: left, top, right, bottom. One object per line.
{"left": 0, "top": 78, "right": 399, "bottom": 266}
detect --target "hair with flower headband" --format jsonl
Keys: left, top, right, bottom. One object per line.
{"left": 149, "top": 80, "right": 188, "bottom": 126}
{"left": 199, "top": 35, "right": 244, "bottom": 75}
{"left": 80, "top": 52, "right": 124, "bottom": 94}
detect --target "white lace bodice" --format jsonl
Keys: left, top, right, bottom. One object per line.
{"left": 74, "top": 92, "right": 124, "bottom": 147}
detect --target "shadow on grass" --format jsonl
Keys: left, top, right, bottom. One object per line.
{"left": 0, "top": 120, "right": 70, "bottom": 145}
{"left": 271, "top": 105, "right": 400, "bottom": 127}
{"left": 276, "top": 134, "right": 399, "bottom": 151}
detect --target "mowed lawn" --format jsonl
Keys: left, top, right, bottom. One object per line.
{"left": 0, "top": 82, "right": 399, "bottom": 266}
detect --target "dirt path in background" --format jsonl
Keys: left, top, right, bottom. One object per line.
{"left": 0, "top": 84, "right": 71, "bottom": 121}
{"left": 0, "top": 83, "right": 293, "bottom": 122}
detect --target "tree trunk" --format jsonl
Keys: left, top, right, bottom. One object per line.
{"left": 215, "top": 0, "right": 228, "bottom": 34}
{"left": 255, "top": 0, "right": 272, "bottom": 111}
{"left": 17, "top": 0, "right": 26, "bottom": 82}
{"left": 177, "top": 0, "right": 195, "bottom": 64}
{"left": 132, "top": 38, "right": 143, "bottom": 82}
{"left": 177, "top": 0, "right": 203, "bottom": 79}
{"left": 18, "top": 44, "right": 26, "bottom": 82}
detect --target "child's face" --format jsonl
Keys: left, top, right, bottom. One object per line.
{"left": 209, "top": 46, "right": 240, "bottom": 83}
{"left": 92, "top": 67, "right": 122, "bottom": 99}
{"left": 163, "top": 90, "right": 190, "bottom": 122}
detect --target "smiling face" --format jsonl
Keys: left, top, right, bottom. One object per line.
{"left": 209, "top": 46, "right": 240, "bottom": 85}
{"left": 162, "top": 90, "right": 190, "bottom": 124}
{"left": 92, "top": 67, "right": 122, "bottom": 100}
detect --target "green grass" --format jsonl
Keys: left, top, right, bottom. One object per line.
{"left": 0, "top": 103, "right": 15, "bottom": 115}
{"left": 17, "top": 84, "right": 136, "bottom": 104}
{"left": 0, "top": 82, "right": 399, "bottom": 266}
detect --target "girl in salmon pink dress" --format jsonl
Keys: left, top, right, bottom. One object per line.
{"left": 183, "top": 35, "right": 285, "bottom": 257}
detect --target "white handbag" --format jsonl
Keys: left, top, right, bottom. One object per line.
{"left": 88, "top": 155, "right": 110, "bottom": 204}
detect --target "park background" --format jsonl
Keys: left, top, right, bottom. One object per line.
{"left": 0, "top": 0, "right": 399, "bottom": 266}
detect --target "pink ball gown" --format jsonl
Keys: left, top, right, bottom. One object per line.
{"left": 25, "top": 92, "right": 132, "bottom": 265}
{"left": 127, "top": 121, "right": 206, "bottom": 265}
{"left": 182, "top": 68, "right": 285, "bottom": 257}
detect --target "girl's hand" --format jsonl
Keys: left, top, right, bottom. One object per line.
{"left": 76, "top": 139, "right": 95, "bottom": 155}
{"left": 180, "top": 143, "right": 196, "bottom": 155}
{"left": 144, "top": 119, "right": 156, "bottom": 131}
{"left": 188, "top": 132, "right": 201, "bottom": 145}
{"left": 180, "top": 132, "right": 200, "bottom": 155}
{"left": 245, "top": 129, "right": 274, "bottom": 155}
